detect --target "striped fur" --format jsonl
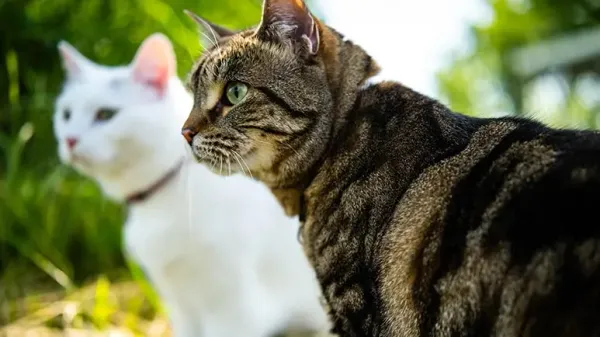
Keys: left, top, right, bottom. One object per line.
{"left": 182, "top": 1, "right": 600, "bottom": 336}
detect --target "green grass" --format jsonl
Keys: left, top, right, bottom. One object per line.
{"left": 0, "top": 277, "right": 168, "bottom": 336}
{"left": 1, "top": 123, "right": 125, "bottom": 281}
{"left": 0, "top": 121, "right": 165, "bottom": 334}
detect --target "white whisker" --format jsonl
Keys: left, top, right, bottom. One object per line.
{"left": 205, "top": 25, "right": 220, "bottom": 51}
{"left": 181, "top": 141, "right": 193, "bottom": 235}
{"left": 253, "top": 138, "right": 302, "bottom": 158}
{"left": 203, "top": 23, "right": 226, "bottom": 66}
{"left": 231, "top": 150, "right": 253, "bottom": 180}
{"left": 199, "top": 31, "right": 217, "bottom": 49}
{"left": 230, "top": 151, "right": 247, "bottom": 177}
{"left": 210, "top": 157, "right": 218, "bottom": 173}
{"left": 186, "top": 159, "right": 193, "bottom": 236}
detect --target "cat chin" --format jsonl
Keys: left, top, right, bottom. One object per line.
{"left": 65, "top": 152, "right": 113, "bottom": 179}
{"left": 70, "top": 158, "right": 97, "bottom": 177}
{"left": 203, "top": 159, "right": 242, "bottom": 177}
{"left": 188, "top": 153, "right": 242, "bottom": 177}
{"left": 59, "top": 151, "right": 87, "bottom": 172}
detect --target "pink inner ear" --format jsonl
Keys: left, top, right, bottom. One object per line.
{"left": 259, "top": 0, "right": 320, "bottom": 55}
{"left": 59, "top": 48, "right": 79, "bottom": 75}
{"left": 131, "top": 34, "right": 176, "bottom": 96}
{"left": 58, "top": 42, "right": 86, "bottom": 78}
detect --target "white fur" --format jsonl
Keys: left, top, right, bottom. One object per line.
{"left": 53, "top": 34, "right": 329, "bottom": 337}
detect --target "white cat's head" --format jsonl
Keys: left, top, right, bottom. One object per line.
{"left": 54, "top": 33, "right": 192, "bottom": 199}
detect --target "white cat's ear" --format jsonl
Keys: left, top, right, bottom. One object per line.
{"left": 57, "top": 40, "right": 93, "bottom": 80}
{"left": 184, "top": 10, "right": 235, "bottom": 50}
{"left": 131, "top": 33, "right": 176, "bottom": 97}
{"left": 256, "top": 0, "right": 320, "bottom": 56}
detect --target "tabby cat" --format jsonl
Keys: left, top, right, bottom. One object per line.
{"left": 181, "top": 1, "right": 600, "bottom": 336}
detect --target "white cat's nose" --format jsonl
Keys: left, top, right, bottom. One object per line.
{"left": 66, "top": 137, "right": 79, "bottom": 150}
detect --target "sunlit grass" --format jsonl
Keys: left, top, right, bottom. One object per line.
{"left": 1, "top": 277, "right": 168, "bottom": 336}
{"left": 0, "top": 122, "right": 161, "bottom": 334}
{"left": 1, "top": 123, "right": 125, "bottom": 278}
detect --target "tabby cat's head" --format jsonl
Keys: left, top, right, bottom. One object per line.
{"left": 183, "top": 0, "right": 378, "bottom": 188}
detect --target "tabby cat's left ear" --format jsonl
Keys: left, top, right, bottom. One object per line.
{"left": 256, "top": 0, "right": 320, "bottom": 56}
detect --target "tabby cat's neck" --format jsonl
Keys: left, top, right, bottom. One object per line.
{"left": 268, "top": 27, "right": 383, "bottom": 206}
{"left": 303, "top": 80, "right": 480, "bottom": 219}
{"left": 320, "top": 28, "right": 381, "bottom": 135}
{"left": 276, "top": 27, "right": 471, "bottom": 216}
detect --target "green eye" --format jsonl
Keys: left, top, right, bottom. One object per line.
{"left": 95, "top": 108, "right": 118, "bottom": 122}
{"left": 224, "top": 82, "right": 248, "bottom": 106}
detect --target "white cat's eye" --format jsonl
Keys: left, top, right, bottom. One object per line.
{"left": 63, "top": 109, "right": 71, "bottom": 121}
{"left": 95, "top": 108, "right": 118, "bottom": 122}
{"left": 224, "top": 82, "right": 248, "bottom": 106}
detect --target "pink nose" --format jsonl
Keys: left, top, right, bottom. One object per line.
{"left": 66, "top": 137, "right": 78, "bottom": 150}
{"left": 181, "top": 128, "right": 197, "bottom": 145}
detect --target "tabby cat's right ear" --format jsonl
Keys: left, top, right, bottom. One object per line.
{"left": 184, "top": 10, "right": 235, "bottom": 50}
{"left": 256, "top": 0, "right": 320, "bottom": 57}
{"left": 57, "top": 41, "right": 93, "bottom": 81}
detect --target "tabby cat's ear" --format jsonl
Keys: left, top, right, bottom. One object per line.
{"left": 256, "top": 0, "right": 320, "bottom": 56}
{"left": 130, "top": 33, "right": 176, "bottom": 97}
{"left": 57, "top": 41, "right": 94, "bottom": 81}
{"left": 184, "top": 10, "right": 235, "bottom": 50}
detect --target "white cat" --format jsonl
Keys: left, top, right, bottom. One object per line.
{"left": 53, "top": 33, "right": 330, "bottom": 337}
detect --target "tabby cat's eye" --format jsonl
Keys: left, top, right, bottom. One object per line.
{"left": 95, "top": 108, "right": 118, "bottom": 122}
{"left": 224, "top": 82, "right": 248, "bottom": 106}
{"left": 63, "top": 109, "right": 71, "bottom": 121}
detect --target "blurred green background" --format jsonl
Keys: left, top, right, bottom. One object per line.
{"left": 437, "top": 0, "right": 600, "bottom": 127}
{"left": 0, "top": 0, "right": 263, "bottom": 334}
{"left": 0, "top": 0, "right": 598, "bottom": 335}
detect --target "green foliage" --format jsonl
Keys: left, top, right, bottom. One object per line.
{"left": 437, "top": 0, "right": 600, "bottom": 128}
{"left": 1, "top": 122, "right": 125, "bottom": 284}
{"left": 0, "top": 0, "right": 261, "bottom": 303}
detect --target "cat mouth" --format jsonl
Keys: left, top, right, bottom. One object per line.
{"left": 190, "top": 143, "right": 249, "bottom": 177}
{"left": 66, "top": 153, "right": 95, "bottom": 174}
